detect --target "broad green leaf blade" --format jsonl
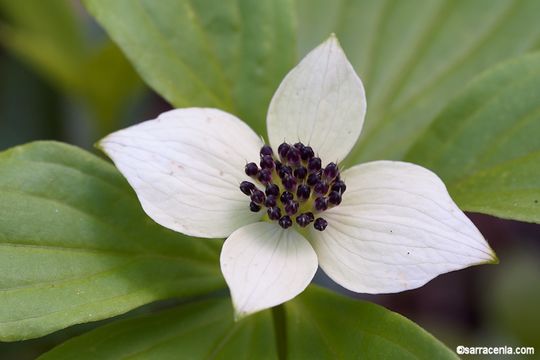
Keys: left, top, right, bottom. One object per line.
{"left": 0, "top": 142, "right": 224, "bottom": 341}
{"left": 0, "top": 0, "right": 143, "bottom": 136}
{"left": 40, "top": 298, "right": 277, "bottom": 360}
{"left": 42, "top": 286, "right": 457, "bottom": 359}
{"left": 83, "top": 0, "right": 296, "bottom": 135}
{"left": 0, "top": 0, "right": 83, "bottom": 52}
{"left": 286, "top": 286, "right": 457, "bottom": 359}
{"left": 405, "top": 53, "right": 540, "bottom": 223}
{"left": 295, "top": 0, "right": 540, "bottom": 163}
{"left": 0, "top": 0, "right": 85, "bottom": 90}
{"left": 80, "top": 41, "right": 144, "bottom": 135}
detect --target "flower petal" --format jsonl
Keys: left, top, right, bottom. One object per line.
{"left": 99, "top": 108, "right": 264, "bottom": 238}
{"left": 310, "top": 161, "right": 497, "bottom": 294}
{"left": 220, "top": 222, "right": 318, "bottom": 318}
{"left": 267, "top": 34, "right": 366, "bottom": 163}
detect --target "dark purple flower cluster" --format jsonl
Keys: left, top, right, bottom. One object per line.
{"left": 239, "top": 142, "right": 346, "bottom": 231}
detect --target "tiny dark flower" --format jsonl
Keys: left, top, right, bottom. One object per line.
{"left": 279, "top": 215, "right": 293, "bottom": 229}
{"left": 308, "top": 157, "right": 322, "bottom": 172}
{"left": 296, "top": 184, "right": 311, "bottom": 200}
{"left": 278, "top": 142, "right": 290, "bottom": 159}
{"left": 249, "top": 201, "right": 261, "bottom": 212}
{"left": 294, "top": 166, "right": 307, "bottom": 180}
{"left": 251, "top": 189, "right": 265, "bottom": 204}
{"left": 245, "top": 162, "right": 259, "bottom": 176}
{"left": 265, "top": 184, "right": 280, "bottom": 196}
{"left": 296, "top": 213, "right": 311, "bottom": 227}
{"left": 323, "top": 162, "right": 339, "bottom": 180}
{"left": 314, "top": 181, "right": 329, "bottom": 196}
{"left": 239, "top": 181, "right": 255, "bottom": 195}
{"left": 260, "top": 155, "right": 275, "bottom": 169}
{"left": 260, "top": 145, "right": 273, "bottom": 157}
{"left": 285, "top": 200, "right": 299, "bottom": 215}
{"left": 328, "top": 191, "right": 342, "bottom": 205}
{"left": 314, "top": 217, "right": 328, "bottom": 231}
{"left": 282, "top": 174, "right": 297, "bottom": 191}
{"left": 314, "top": 197, "right": 328, "bottom": 211}
{"left": 278, "top": 165, "right": 293, "bottom": 178}
{"left": 265, "top": 195, "right": 277, "bottom": 207}
{"left": 300, "top": 146, "right": 314, "bottom": 161}
{"left": 331, "top": 180, "right": 347, "bottom": 194}
{"left": 307, "top": 172, "right": 320, "bottom": 186}
{"left": 258, "top": 168, "right": 272, "bottom": 184}
{"left": 267, "top": 207, "right": 282, "bottom": 220}
{"left": 286, "top": 147, "right": 301, "bottom": 165}
{"left": 280, "top": 191, "right": 294, "bottom": 203}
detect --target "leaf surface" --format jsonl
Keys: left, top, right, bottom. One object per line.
{"left": 0, "top": 142, "right": 223, "bottom": 341}
{"left": 41, "top": 286, "right": 457, "bottom": 359}
{"left": 83, "top": 0, "right": 297, "bottom": 135}
{"left": 406, "top": 54, "right": 540, "bottom": 223}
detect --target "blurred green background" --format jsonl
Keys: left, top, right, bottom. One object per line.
{"left": 0, "top": 1, "right": 539, "bottom": 358}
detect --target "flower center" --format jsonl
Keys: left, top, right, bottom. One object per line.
{"left": 239, "top": 142, "right": 346, "bottom": 231}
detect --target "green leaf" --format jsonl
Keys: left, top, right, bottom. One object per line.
{"left": 286, "top": 286, "right": 457, "bottom": 359}
{"left": 295, "top": 0, "right": 540, "bottom": 163}
{"left": 0, "top": 0, "right": 143, "bottom": 136}
{"left": 0, "top": 0, "right": 85, "bottom": 91}
{"left": 0, "top": 142, "right": 224, "bottom": 341}
{"left": 405, "top": 53, "right": 540, "bottom": 223}
{"left": 83, "top": 0, "right": 297, "bottom": 135}
{"left": 41, "top": 286, "right": 456, "bottom": 359}
{"left": 40, "top": 298, "right": 277, "bottom": 360}
{"left": 79, "top": 41, "right": 145, "bottom": 135}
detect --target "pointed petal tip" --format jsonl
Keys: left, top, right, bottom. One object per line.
{"left": 95, "top": 108, "right": 264, "bottom": 238}
{"left": 469, "top": 246, "right": 498, "bottom": 266}
{"left": 94, "top": 141, "right": 102, "bottom": 152}
{"left": 267, "top": 31, "right": 366, "bottom": 163}
{"left": 327, "top": 33, "right": 342, "bottom": 47}
{"left": 232, "top": 303, "right": 259, "bottom": 321}
{"left": 94, "top": 137, "right": 106, "bottom": 152}
{"left": 312, "top": 161, "right": 498, "bottom": 294}
{"left": 221, "top": 222, "right": 317, "bottom": 319}
{"left": 96, "top": 132, "right": 118, "bottom": 154}
{"left": 486, "top": 249, "right": 500, "bottom": 264}
{"left": 233, "top": 308, "right": 247, "bottom": 322}
{"left": 231, "top": 298, "right": 253, "bottom": 322}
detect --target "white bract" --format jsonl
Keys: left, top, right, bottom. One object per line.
{"left": 100, "top": 35, "right": 497, "bottom": 319}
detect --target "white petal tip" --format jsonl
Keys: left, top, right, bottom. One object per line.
{"left": 267, "top": 34, "right": 366, "bottom": 163}
{"left": 96, "top": 134, "right": 115, "bottom": 154}
{"left": 485, "top": 249, "right": 500, "bottom": 264}
{"left": 233, "top": 309, "right": 247, "bottom": 322}
{"left": 96, "top": 108, "right": 264, "bottom": 238}
{"left": 312, "top": 161, "right": 498, "bottom": 294}
{"left": 232, "top": 304, "right": 258, "bottom": 321}
{"left": 94, "top": 140, "right": 104, "bottom": 152}
{"left": 232, "top": 303, "right": 283, "bottom": 321}
{"left": 221, "top": 223, "right": 318, "bottom": 318}
{"left": 327, "top": 33, "right": 342, "bottom": 47}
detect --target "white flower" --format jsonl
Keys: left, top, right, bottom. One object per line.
{"left": 100, "top": 35, "right": 497, "bottom": 319}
